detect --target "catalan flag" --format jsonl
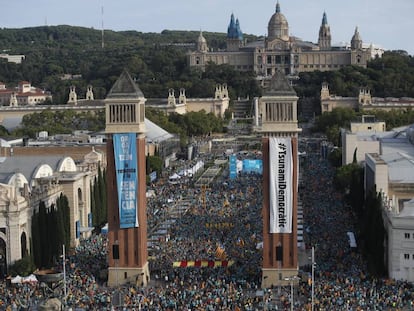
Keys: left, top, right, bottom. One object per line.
{"left": 215, "top": 243, "right": 227, "bottom": 260}
{"left": 172, "top": 260, "right": 234, "bottom": 268}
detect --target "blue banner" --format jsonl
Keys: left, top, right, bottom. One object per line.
{"left": 229, "top": 155, "right": 237, "bottom": 179}
{"left": 113, "top": 133, "right": 139, "bottom": 229}
{"left": 242, "top": 159, "right": 263, "bottom": 174}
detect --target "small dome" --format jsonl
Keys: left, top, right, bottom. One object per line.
{"left": 198, "top": 32, "right": 207, "bottom": 43}
{"left": 352, "top": 27, "right": 362, "bottom": 42}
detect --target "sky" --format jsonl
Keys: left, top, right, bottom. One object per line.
{"left": 1, "top": 0, "right": 413, "bottom": 55}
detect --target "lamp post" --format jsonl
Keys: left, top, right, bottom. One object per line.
{"left": 62, "top": 244, "right": 67, "bottom": 306}
{"left": 284, "top": 275, "right": 300, "bottom": 311}
{"left": 311, "top": 246, "right": 315, "bottom": 311}
{"left": 263, "top": 276, "right": 268, "bottom": 311}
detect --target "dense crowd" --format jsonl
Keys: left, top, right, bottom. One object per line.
{"left": 297, "top": 141, "right": 414, "bottom": 310}
{"left": 1, "top": 141, "right": 414, "bottom": 310}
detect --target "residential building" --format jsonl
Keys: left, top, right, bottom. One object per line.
{"left": 0, "top": 81, "right": 52, "bottom": 106}
{"left": 364, "top": 124, "right": 414, "bottom": 282}
{"left": 341, "top": 115, "right": 386, "bottom": 165}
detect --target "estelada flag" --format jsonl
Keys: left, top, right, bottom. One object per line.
{"left": 215, "top": 244, "right": 227, "bottom": 260}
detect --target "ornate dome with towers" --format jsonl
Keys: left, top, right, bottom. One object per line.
{"left": 188, "top": 1, "right": 380, "bottom": 78}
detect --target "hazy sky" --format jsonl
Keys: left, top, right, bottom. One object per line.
{"left": 2, "top": 0, "right": 413, "bottom": 55}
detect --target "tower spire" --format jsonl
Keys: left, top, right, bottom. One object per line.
{"left": 276, "top": 0, "right": 281, "bottom": 13}
{"left": 318, "top": 11, "right": 331, "bottom": 50}
{"left": 322, "top": 11, "right": 328, "bottom": 25}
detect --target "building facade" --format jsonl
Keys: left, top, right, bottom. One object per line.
{"left": 0, "top": 151, "right": 100, "bottom": 276}
{"left": 364, "top": 124, "right": 414, "bottom": 282}
{"left": 145, "top": 84, "right": 230, "bottom": 118}
{"left": 321, "top": 83, "right": 414, "bottom": 113}
{"left": 341, "top": 115, "right": 386, "bottom": 165}
{"left": 188, "top": 1, "right": 377, "bottom": 78}
{"left": 0, "top": 81, "right": 52, "bottom": 106}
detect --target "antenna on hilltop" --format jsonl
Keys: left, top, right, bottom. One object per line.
{"left": 101, "top": 5, "right": 105, "bottom": 49}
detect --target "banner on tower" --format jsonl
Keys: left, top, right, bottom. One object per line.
{"left": 113, "top": 133, "right": 139, "bottom": 229}
{"left": 269, "top": 137, "right": 293, "bottom": 233}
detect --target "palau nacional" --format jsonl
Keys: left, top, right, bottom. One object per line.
{"left": 188, "top": 1, "right": 383, "bottom": 78}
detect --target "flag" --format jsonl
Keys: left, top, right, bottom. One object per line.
{"left": 215, "top": 243, "right": 227, "bottom": 260}
{"left": 236, "top": 237, "right": 245, "bottom": 247}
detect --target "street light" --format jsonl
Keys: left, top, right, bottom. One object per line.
{"left": 262, "top": 276, "right": 268, "bottom": 311}
{"left": 311, "top": 246, "right": 315, "bottom": 311}
{"left": 284, "top": 275, "right": 300, "bottom": 311}
{"left": 62, "top": 244, "right": 67, "bottom": 307}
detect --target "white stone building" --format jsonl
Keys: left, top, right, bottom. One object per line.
{"left": 365, "top": 124, "right": 414, "bottom": 282}
{"left": 0, "top": 81, "right": 52, "bottom": 106}
{"left": 0, "top": 151, "right": 100, "bottom": 276}
{"left": 341, "top": 115, "right": 386, "bottom": 165}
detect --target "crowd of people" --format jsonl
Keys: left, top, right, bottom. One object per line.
{"left": 0, "top": 140, "right": 414, "bottom": 310}
{"left": 297, "top": 140, "right": 414, "bottom": 310}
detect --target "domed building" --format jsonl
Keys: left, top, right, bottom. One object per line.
{"left": 267, "top": 1, "right": 289, "bottom": 43}
{"left": 0, "top": 152, "right": 100, "bottom": 276}
{"left": 188, "top": 1, "right": 377, "bottom": 78}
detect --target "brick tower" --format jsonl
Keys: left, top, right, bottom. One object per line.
{"left": 105, "top": 70, "right": 150, "bottom": 287}
{"left": 255, "top": 71, "right": 301, "bottom": 287}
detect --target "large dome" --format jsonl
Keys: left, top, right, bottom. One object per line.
{"left": 268, "top": 1, "right": 289, "bottom": 41}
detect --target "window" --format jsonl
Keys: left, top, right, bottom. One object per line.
{"left": 404, "top": 253, "right": 409, "bottom": 260}
{"left": 275, "top": 55, "right": 281, "bottom": 64}
{"left": 405, "top": 233, "right": 410, "bottom": 239}
{"left": 285, "top": 55, "right": 290, "bottom": 64}
{"left": 267, "top": 55, "right": 272, "bottom": 64}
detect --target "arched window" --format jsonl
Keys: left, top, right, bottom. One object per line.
{"left": 0, "top": 238, "right": 7, "bottom": 278}
{"left": 21, "top": 232, "right": 27, "bottom": 258}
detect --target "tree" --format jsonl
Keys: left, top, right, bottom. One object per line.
{"left": 90, "top": 167, "right": 107, "bottom": 228}
{"left": 147, "top": 155, "right": 163, "bottom": 176}
{"left": 31, "top": 195, "right": 70, "bottom": 269}
{"left": 362, "top": 188, "right": 386, "bottom": 276}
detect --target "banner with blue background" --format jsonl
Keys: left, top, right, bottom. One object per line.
{"left": 113, "top": 133, "right": 139, "bottom": 228}
{"left": 229, "top": 155, "right": 237, "bottom": 179}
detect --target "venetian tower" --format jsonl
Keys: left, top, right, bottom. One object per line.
{"left": 255, "top": 71, "right": 301, "bottom": 288}
{"left": 105, "top": 70, "right": 150, "bottom": 287}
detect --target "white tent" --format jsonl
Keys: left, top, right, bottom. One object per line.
{"left": 101, "top": 223, "right": 108, "bottom": 234}
{"left": 11, "top": 275, "right": 23, "bottom": 284}
{"left": 23, "top": 274, "right": 38, "bottom": 283}
{"left": 169, "top": 173, "right": 180, "bottom": 180}
{"left": 168, "top": 173, "right": 181, "bottom": 184}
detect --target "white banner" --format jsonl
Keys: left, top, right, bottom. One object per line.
{"left": 269, "top": 137, "right": 293, "bottom": 233}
